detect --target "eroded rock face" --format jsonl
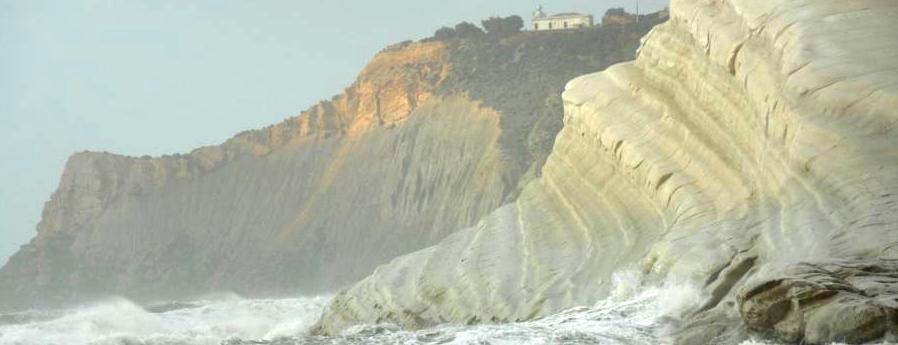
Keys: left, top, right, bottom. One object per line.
{"left": 0, "top": 94, "right": 510, "bottom": 310}
{"left": 738, "top": 260, "right": 898, "bottom": 344}
{"left": 313, "top": 0, "right": 898, "bottom": 343}
{"left": 0, "top": 41, "right": 505, "bottom": 310}
{"left": 0, "top": 23, "right": 658, "bottom": 311}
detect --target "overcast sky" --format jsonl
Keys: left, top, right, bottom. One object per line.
{"left": 0, "top": 0, "right": 669, "bottom": 264}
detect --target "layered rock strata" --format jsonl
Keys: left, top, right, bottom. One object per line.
{"left": 313, "top": 1, "right": 898, "bottom": 343}
{"left": 0, "top": 41, "right": 511, "bottom": 309}
{"left": 0, "top": 20, "right": 660, "bottom": 311}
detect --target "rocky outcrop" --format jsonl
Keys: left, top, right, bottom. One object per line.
{"left": 738, "top": 260, "right": 898, "bottom": 344}
{"left": 0, "top": 41, "right": 504, "bottom": 310}
{"left": 313, "top": 0, "right": 898, "bottom": 343}
{"left": 0, "top": 22, "right": 659, "bottom": 311}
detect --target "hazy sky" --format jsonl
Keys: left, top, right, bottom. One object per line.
{"left": 0, "top": 0, "right": 668, "bottom": 264}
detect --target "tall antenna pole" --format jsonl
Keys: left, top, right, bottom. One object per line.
{"left": 636, "top": 0, "right": 640, "bottom": 23}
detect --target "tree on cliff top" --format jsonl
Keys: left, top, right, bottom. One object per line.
{"left": 432, "top": 22, "right": 485, "bottom": 41}
{"left": 454, "top": 22, "right": 484, "bottom": 37}
{"left": 434, "top": 26, "right": 457, "bottom": 40}
{"left": 481, "top": 15, "right": 523, "bottom": 36}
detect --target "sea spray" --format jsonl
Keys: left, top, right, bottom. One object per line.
{"left": 0, "top": 295, "right": 331, "bottom": 345}
{"left": 2, "top": 277, "right": 892, "bottom": 344}
{"left": 278, "top": 271, "right": 706, "bottom": 345}
{"left": 302, "top": 274, "right": 705, "bottom": 345}
{"left": 0, "top": 273, "right": 705, "bottom": 345}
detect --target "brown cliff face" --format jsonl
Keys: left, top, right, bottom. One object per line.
{"left": 204, "top": 40, "right": 449, "bottom": 158}
{"left": 0, "top": 40, "right": 502, "bottom": 310}
{"left": 0, "top": 21, "right": 661, "bottom": 310}
{"left": 347, "top": 42, "right": 448, "bottom": 133}
{"left": 36, "top": 41, "right": 450, "bottom": 239}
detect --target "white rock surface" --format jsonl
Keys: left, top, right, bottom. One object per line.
{"left": 314, "top": 0, "right": 898, "bottom": 343}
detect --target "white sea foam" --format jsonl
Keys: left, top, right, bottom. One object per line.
{"left": 302, "top": 271, "right": 706, "bottom": 345}
{"left": 5, "top": 273, "right": 876, "bottom": 345}
{"left": 0, "top": 294, "right": 331, "bottom": 345}
{"left": 0, "top": 272, "right": 701, "bottom": 345}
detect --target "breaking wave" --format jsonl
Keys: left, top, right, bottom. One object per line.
{"left": 289, "top": 275, "right": 704, "bottom": 345}
{"left": 3, "top": 272, "right": 871, "bottom": 345}
{"left": 0, "top": 294, "right": 330, "bottom": 345}
{"left": 0, "top": 271, "right": 703, "bottom": 345}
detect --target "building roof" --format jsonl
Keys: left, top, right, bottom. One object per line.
{"left": 548, "top": 12, "right": 591, "bottom": 19}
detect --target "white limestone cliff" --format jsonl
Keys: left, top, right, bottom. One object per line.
{"left": 0, "top": 22, "right": 662, "bottom": 312}
{"left": 313, "top": 0, "right": 898, "bottom": 343}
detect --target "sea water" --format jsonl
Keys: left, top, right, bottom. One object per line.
{"left": 0, "top": 273, "right": 884, "bottom": 345}
{"left": 0, "top": 294, "right": 330, "bottom": 345}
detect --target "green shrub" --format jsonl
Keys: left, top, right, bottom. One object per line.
{"left": 434, "top": 26, "right": 457, "bottom": 40}
{"left": 437, "top": 13, "right": 667, "bottom": 180}
{"left": 454, "top": 22, "right": 485, "bottom": 37}
{"left": 482, "top": 16, "right": 524, "bottom": 36}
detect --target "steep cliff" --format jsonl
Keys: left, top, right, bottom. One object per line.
{"left": 0, "top": 19, "right": 661, "bottom": 311}
{"left": 313, "top": 1, "right": 898, "bottom": 344}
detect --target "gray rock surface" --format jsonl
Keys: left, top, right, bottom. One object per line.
{"left": 0, "top": 39, "right": 519, "bottom": 309}
{"left": 313, "top": 0, "right": 898, "bottom": 343}
{"left": 738, "top": 260, "right": 898, "bottom": 344}
{"left": 0, "top": 93, "right": 513, "bottom": 310}
{"left": 0, "top": 21, "right": 660, "bottom": 311}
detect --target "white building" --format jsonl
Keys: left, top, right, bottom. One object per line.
{"left": 532, "top": 6, "right": 594, "bottom": 31}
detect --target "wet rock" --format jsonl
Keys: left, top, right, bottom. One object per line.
{"left": 738, "top": 260, "right": 898, "bottom": 344}
{"left": 144, "top": 302, "right": 202, "bottom": 314}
